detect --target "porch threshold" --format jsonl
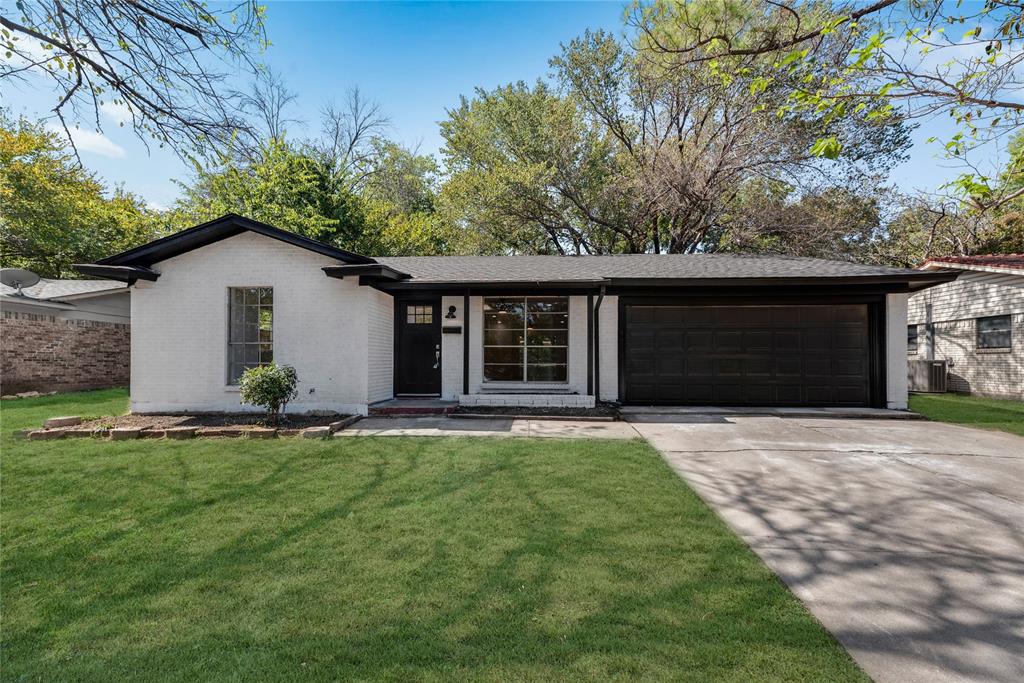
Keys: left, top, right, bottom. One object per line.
{"left": 369, "top": 398, "right": 458, "bottom": 416}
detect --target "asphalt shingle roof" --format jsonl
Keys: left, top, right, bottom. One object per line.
{"left": 375, "top": 254, "right": 928, "bottom": 283}
{"left": 0, "top": 278, "right": 126, "bottom": 301}
{"left": 923, "top": 254, "right": 1024, "bottom": 271}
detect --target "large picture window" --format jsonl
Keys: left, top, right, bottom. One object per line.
{"left": 977, "top": 314, "right": 1011, "bottom": 350}
{"left": 228, "top": 287, "right": 273, "bottom": 384}
{"left": 484, "top": 297, "right": 568, "bottom": 382}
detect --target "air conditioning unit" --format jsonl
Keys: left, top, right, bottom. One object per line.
{"left": 908, "top": 359, "right": 948, "bottom": 393}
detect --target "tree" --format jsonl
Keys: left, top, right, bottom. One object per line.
{"left": 440, "top": 21, "right": 908, "bottom": 254}
{"left": 632, "top": 0, "right": 1024, "bottom": 206}
{"left": 169, "top": 137, "right": 359, "bottom": 244}
{"left": 169, "top": 133, "right": 465, "bottom": 257}
{"left": 1, "top": 0, "right": 266, "bottom": 159}
{"left": 0, "top": 114, "right": 155, "bottom": 277}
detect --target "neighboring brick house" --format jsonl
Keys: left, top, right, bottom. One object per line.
{"left": 909, "top": 255, "right": 1024, "bottom": 400}
{"left": 1, "top": 278, "right": 130, "bottom": 394}
{"left": 73, "top": 214, "right": 956, "bottom": 415}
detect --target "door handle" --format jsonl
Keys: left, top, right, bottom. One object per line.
{"left": 433, "top": 348, "right": 440, "bottom": 370}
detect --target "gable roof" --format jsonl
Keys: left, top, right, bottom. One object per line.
{"left": 96, "top": 213, "right": 376, "bottom": 268}
{"left": 0, "top": 278, "right": 126, "bottom": 301}
{"left": 376, "top": 253, "right": 955, "bottom": 289}
{"left": 920, "top": 254, "right": 1024, "bottom": 275}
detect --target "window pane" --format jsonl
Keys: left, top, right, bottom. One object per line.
{"left": 484, "top": 347, "right": 523, "bottom": 364}
{"left": 244, "top": 287, "right": 259, "bottom": 306}
{"left": 484, "top": 329, "right": 525, "bottom": 346}
{"left": 528, "top": 347, "right": 567, "bottom": 364}
{"left": 259, "top": 308, "right": 273, "bottom": 331}
{"left": 484, "top": 311, "right": 525, "bottom": 330}
{"left": 228, "top": 362, "right": 243, "bottom": 385}
{"left": 527, "top": 312, "right": 569, "bottom": 328}
{"left": 231, "top": 288, "right": 246, "bottom": 306}
{"left": 407, "top": 305, "right": 433, "bottom": 324}
{"left": 230, "top": 345, "right": 245, "bottom": 363}
{"left": 527, "top": 365, "right": 567, "bottom": 382}
{"left": 527, "top": 329, "right": 568, "bottom": 346}
{"left": 260, "top": 344, "right": 274, "bottom": 363}
{"left": 527, "top": 298, "right": 568, "bottom": 313}
{"left": 978, "top": 315, "right": 1012, "bottom": 348}
{"left": 259, "top": 327, "right": 272, "bottom": 342}
{"left": 484, "top": 299, "right": 524, "bottom": 315}
{"left": 484, "top": 364, "right": 524, "bottom": 381}
{"left": 244, "top": 345, "right": 259, "bottom": 363}
{"left": 259, "top": 287, "right": 273, "bottom": 305}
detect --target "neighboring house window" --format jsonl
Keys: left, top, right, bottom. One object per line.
{"left": 907, "top": 325, "right": 919, "bottom": 354}
{"left": 228, "top": 287, "right": 273, "bottom": 384}
{"left": 976, "top": 314, "right": 1012, "bottom": 350}
{"left": 483, "top": 297, "right": 568, "bottom": 382}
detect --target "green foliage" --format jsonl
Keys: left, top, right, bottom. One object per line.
{"left": 168, "top": 136, "right": 467, "bottom": 256}
{"left": 238, "top": 362, "right": 298, "bottom": 424}
{"left": 0, "top": 113, "right": 157, "bottom": 277}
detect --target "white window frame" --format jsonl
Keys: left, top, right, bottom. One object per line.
{"left": 227, "top": 286, "right": 273, "bottom": 385}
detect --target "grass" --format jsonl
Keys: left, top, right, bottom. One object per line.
{"left": 2, "top": 390, "right": 865, "bottom": 682}
{"left": 910, "top": 392, "right": 1024, "bottom": 437}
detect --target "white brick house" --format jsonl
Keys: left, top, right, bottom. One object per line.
{"left": 909, "top": 255, "right": 1024, "bottom": 400}
{"left": 76, "top": 214, "right": 957, "bottom": 414}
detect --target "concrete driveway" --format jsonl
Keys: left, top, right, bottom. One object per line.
{"left": 629, "top": 415, "right": 1024, "bottom": 683}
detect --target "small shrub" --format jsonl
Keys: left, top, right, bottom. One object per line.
{"left": 238, "top": 363, "right": 299, "bottom": 425}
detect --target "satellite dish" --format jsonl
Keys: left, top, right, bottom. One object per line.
{"left": 0, "top": 268, "right": 41, "bottom": 296}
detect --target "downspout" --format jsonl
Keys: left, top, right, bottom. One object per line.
{"left": 593, "top": 284, "right": 606, "bottom": 403}
{"left": 463, "top": 290, "right": 470, "bottom": 395}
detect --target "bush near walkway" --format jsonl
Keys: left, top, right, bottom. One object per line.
{"left": 2, "top": 390, "right": 866, "bottom": 681}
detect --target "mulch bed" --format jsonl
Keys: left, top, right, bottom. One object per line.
{"left": 451, "top": 405, "right": 619, "bottom": 419}
{"left": 77, "top": 413, "right": 346, "bottom": 431}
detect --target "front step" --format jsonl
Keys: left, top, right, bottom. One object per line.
{"left": 368, "top": 399, "right": 457, "bottom": 416}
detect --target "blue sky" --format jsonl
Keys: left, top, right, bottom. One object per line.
{"left": 5, "top": 1, "right": 966, "bottom": 208}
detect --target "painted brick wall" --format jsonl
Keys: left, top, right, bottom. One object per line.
{"left": 365, "top": 288, "right": 394, "bottom": 404}
{"left": 131, "top": 231, "right": 382, "bottom": 415}
{"left": 1, "top": 310, "right": 129, "bottom": 393}
{"left": 598, "top": 295, "right": 618, "bottom": 402}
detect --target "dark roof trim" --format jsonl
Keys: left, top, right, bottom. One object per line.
{"left": 73, "top": 264, "right": 161, "bottom": 284}
{"left": 376, "top": 279, "right": 610, "bottom": 293}
{"left": 372, "top": 271, "right": 959, "bottom": 294}
{"left": 607, "top": 271, "right": 960, "bottom": 292}
{"left": 322, "top": 264, "right": 411, "bottom": 282}
{"left": 97, "top": 213, "right": 376, "bottom": 267}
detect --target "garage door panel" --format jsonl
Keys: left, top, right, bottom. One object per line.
{"left": 624, "top": 303, "right": 872, "bottom": 407}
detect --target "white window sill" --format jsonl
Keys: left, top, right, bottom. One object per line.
{"left": 976, "top": 347, "right": 1012, "bottom": 354}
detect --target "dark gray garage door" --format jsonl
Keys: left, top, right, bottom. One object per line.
{"left": 623, "top": 304, "right": 872, "bottom": 406}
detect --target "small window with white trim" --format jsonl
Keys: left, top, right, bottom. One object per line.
{"left": 907, "top": 325, "right": 919, "bottom": 354}
{"left": 976, "top": 314, "right": 1011, "bottom": 350}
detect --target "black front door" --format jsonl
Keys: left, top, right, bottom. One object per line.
{"left": 396, "top": 299, "right": 442, "bottom": 395}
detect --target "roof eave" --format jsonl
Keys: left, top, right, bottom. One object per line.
{"left": 73, "top": 264, "right": 160, "bottom": 285}
{"left": 97, "top": 213, "right": 376, "bottom": 267}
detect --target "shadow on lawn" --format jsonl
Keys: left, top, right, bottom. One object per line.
{"left": 8, "top": 440, "right": 862, "bottom": 680}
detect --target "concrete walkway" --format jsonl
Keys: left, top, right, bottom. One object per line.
{"left": 336, "top": 415, "right": 639, "bottom": 439}
{"left": 629, "top": 415, "right": 1024, "bottom": 683}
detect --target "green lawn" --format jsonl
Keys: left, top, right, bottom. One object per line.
{"left": 910, "top": 392, "right": 1024, "bottom": 437}
{"left": 2, "top": 390, "right": 865, "bottom": 682}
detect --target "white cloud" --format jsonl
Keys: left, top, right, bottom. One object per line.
{"left": 45, "top": 123, "right": 127, "bottom": 159}
{"left": 100, "top": 101, "right": 134, "bottom": 126}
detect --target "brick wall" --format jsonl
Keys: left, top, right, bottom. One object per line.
{"left": 1, "top": 310, "right": 130, "bottom": 394}
{"left": 919, "top": 315, "right": 1024, "bottom": 400}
